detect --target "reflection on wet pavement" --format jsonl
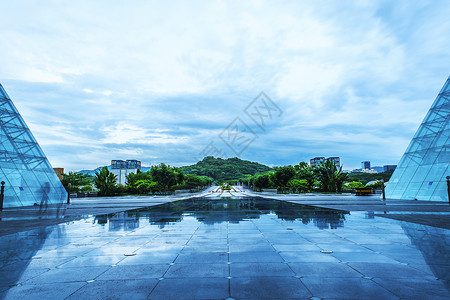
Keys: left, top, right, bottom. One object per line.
{"left": 0, "top": 196, "right": 449, "bottom": 299}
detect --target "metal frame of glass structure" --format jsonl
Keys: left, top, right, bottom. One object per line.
{"left": 385, "top": 76, "right": 450, "bottom": 201}
{"left": 0, "top": 84, "right": 67, "bottom": 207}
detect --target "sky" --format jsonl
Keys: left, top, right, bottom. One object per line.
{"left": 1, "top": 0, "right": 449, "bottom": 171}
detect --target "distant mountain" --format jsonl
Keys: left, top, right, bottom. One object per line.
{"left": 76, "top": 157, "right": 271, "bottom": 182}
{"left": 181, "top": 156, "right": 272, "bottom": 182}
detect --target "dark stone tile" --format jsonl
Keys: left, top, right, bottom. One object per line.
{"left": 60, "top": 255, "right": 123, "bottom": 267}
{"left": 24, "top": 266, "right": 110, "bottom": 284}
{"left": 315, "top": 244, "right": 376, "bottom": 253}
{"left": 228, "top": 238, "right": 270, "bottom": 245}
{"left": 228, "top": 243, "right": 274, "bottom": 252}
{"left": 82, "top": 246, "right": 139, "bottom": 256}
{"left": 164, "top": 263, "right": 228, "bottom": 278}
{"left": 26, "top": 256, "right": 77, "bottom": 269}
{"left": 331, "top": 252, "right": 400, "bottom": 263}
{"left": 301, "top": 277, "right": 398, "bottom": 299}
{"left": 175, "top": 252, "right": 228, "bottom": 263}
{"left": 67, "top": 279, "right": 158, "bottom": 300}
{"left": 288, "top": 262, "right": 362, "bottom": 277}
{"left": 0, "top": 265, "right": 49, "bottom": 286}
{"left": 230, "top": 262, "right": 294, "bottom": 277}
{"left": 272, "top": 244, "right": 321, "bottom": 252}
{"left": 181, "top": 244, "right": 228, "bottom": 253}
{"left": 149, "top": 278, "right": 229, "bottom": 299}
{"left": 2, "top": 282, "right": 86, "bottom": 300}
{"left": 279, "top": 251, "right": 340, "bottom": 263}
{"left": 229, "top": 251, "right": 283, "bottom": 263}
{"left": 349, "top": 262, "right": 436, "bottom": 279}
{"left": 118, "top": 253, "right": 177, "bottom": 265}
{"left": 96, "top": 264, "right": 169, "bottom": 280}
{"left": 230, "top": 276, "right": 312, "bottom": 299}
{"left": 373, "top": 277, "right": 450, "bottom": 299}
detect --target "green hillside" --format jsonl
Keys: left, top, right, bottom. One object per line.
{"left": 182, "top": 156, "right": 272, "bottom": 183}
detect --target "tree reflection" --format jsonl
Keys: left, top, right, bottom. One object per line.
{"left": 94, "top": 197, "right": 348, "bottom": 230}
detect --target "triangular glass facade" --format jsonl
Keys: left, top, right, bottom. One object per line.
{"left": 385, "top": 77, "right": 450, "bottom": 201}
{"left": 0, "top": 84, "right": 67, "bottom": 208}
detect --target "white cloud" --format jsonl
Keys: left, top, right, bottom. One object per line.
{"left": 1, "top": 0, "right": 449, "bottom": 170}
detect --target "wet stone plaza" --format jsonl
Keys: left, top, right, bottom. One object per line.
{"left": 0, "top": 196, "right": 449, "bottom": 299}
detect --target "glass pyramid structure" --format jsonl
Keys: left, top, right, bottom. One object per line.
{"left": 385, "top": 76, "right": 450, "bottom": 202}
{"left": 0, "top": 84, "right": 67, "bottom": 208}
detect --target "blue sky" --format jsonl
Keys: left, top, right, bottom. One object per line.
{"left": 1, "top": 0, "right": 449, "bottom": 171}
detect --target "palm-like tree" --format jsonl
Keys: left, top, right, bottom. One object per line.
{"left": 315, "top": 160, "right": 348, "bottom": 192}
{"left": 94, "top": 167, "right": 117, "bottom": 196}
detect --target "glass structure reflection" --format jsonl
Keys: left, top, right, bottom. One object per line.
{"left": 0, "top": 84, "right": 67, "bottom": 207}
{"left": 386, "top": 77, "right": 450, "bottom": 201}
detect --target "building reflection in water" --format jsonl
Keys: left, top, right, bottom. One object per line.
{"left": 94, "top": 197, "right": 348, "bottom": 231}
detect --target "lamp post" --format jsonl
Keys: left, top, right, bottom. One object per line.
{"left": 446, "top": 176, "right": 450, "bottom": 204}
{"left": 0, "top": 181, "right": 5, "bottom": 210}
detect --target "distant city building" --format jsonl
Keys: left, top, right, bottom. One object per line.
{"left": 327, "top": 157, "right": 340, "bottom": 168}
{"left": 310, "top": 156, "right": 340, "bottom": 168}
{"left": 310, "top": 157, "right": 325, "bottom": 167}
{"left": 361, "top": 161, "right": 370, "bottom": 170}
{"left": 383, "top": 165, "right": 397, "bottom": 172}
{"left": 362, "top": 169, "right": 378, "bottom": 174}
{"left": 53, "top": 168, "right": 64, "bottom": 180}
{"left": 111, "top": 160, "right": 141, "bottom": 185}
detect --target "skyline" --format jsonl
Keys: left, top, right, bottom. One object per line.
{"left": 1, "top": 1, "right": 450, "bottom": 171}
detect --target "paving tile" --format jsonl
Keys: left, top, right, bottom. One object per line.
{"left": 230, "top": 276, "right": 312, "bottom": 299}
{"left": 60, "top": 255, "right": 123, "bottom": 267}
{"left": 82, "top": 246, "right": 140, "bottom": 256}
{"left": 288, "top": 262, "right": 362, "bottom": 277}
{"left": 164, "top": 263, "right": 229, "bottom": 278}
{"left": 272, "top": 244, "right": 321, "bottom": 251}
{"left": 230, "top": 262, "right": 294, "bottom": 277}
{"left": 96, "top": 264, "right": 169, "bottom": 280}
{"left": 175, "top": 251, "right": 228, "bottom": 263}
{"left": 279, "top": 251, "right": 340, "bottom": 263}
{"left": 149, "top": 278, "right": 229, "bottom": 299}
{"left": 0, "top": 265, "right": 49, "bottom": 286}
{"left": 118, "top": 253, "right": 177, "bottom": 265}
{"left": 66, "top": 279, "right": 157, "bottom": 300}
{"left": 2, "top": 282, "right": 86, "bottom": 300}
{"left": 301, "top": 277, "right": 398, "bottom": 299}
{"left": 348, "top": 262, "right": 437, "bottom": 279}
{"left": 229, "top": 251, "right": 283, "bottom": 263}
{"left": 181, "top": 244, "right": 228, "bottom": 253}
{"left": 228, "top": 243, "right": 274, "bottom": 252}
{"left": 373, "top": 277, "right": 450, "bottom": 299}
{"left": 331, "top": 252, "right": 400, "bottom": 263}
{"left": 23, "top": 266, "right": 110, "bottom": 284}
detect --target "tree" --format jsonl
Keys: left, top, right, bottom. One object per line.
{"left": 294, "top": 162, "right": 315, "bottom": 190}
{"left": 287, "top": 178, "right": 309, "bottom": 192}
{"left": 61, "top": 172, "right": 94, "bottom": 190}
{"left": 134, "top": 179, "right": 158, "bottom": 194}
{"left": 271, "top": 166, "right": 296, "bottom": 187}
{"left": 126, "top": 170, "right": 152, "bottom": 186}
{"left": 150, "top": 163, "right": 178, "bottom": 193}
{"left": 94, "top": 167, "right": 117, "bottom": 196}
{"left": 253, "top": 174, "right": 271, "bottom": 191}
{"left": 315, "top": 160, "right": 348, "bottom": 192}
{"left": 344, "top": 181, "right": 365, "bottom": 190}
